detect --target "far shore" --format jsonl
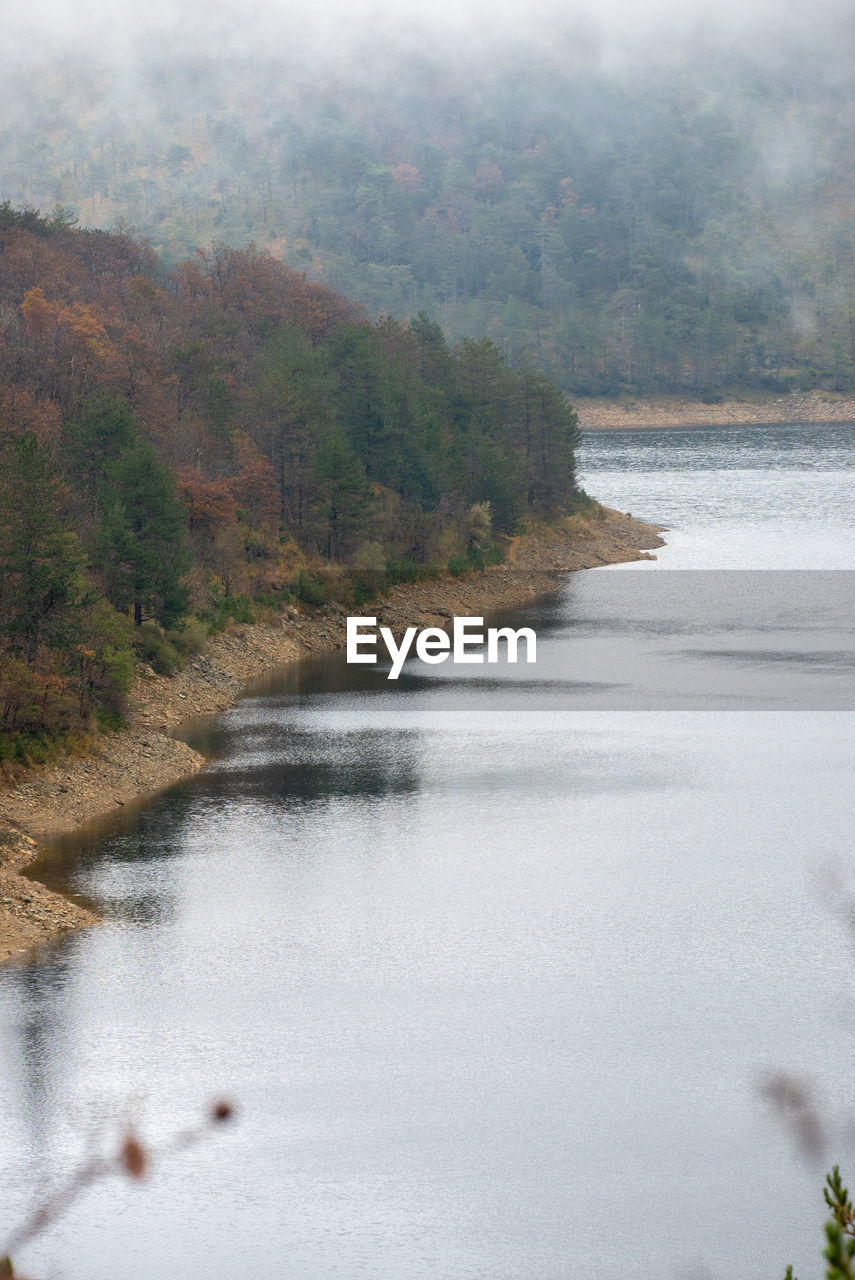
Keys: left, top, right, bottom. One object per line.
{"left": 0, "top": 508, "right": 664, "bottom": 965}
{"left": 576, "top": 389, "right": 855, "bottom": 430}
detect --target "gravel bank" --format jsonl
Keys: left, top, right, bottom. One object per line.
{"left": 577, "top": 390, "right": 855, "bottom": 429}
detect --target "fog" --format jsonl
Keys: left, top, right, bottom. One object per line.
{"left": 4, "top": 0, "right": 854, "bottom": 134}
{"left": 4, "top": 0, "right": 854, "bottom": 69}
{"left": 2, "top": 0, "right": 854, "bottom": 395}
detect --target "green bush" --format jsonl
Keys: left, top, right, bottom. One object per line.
{"left": 12, "top": 733, "right": 51, "bottom": 765}
{"left": 132, "top": 622, "right": 181, "bottom": 675}
{"left": 253, "top": 587, "right": 293, "bottom": 608}
{"left": 351, "top": 573, "right": 379, "bottom": 606}
{"left": 243, "top": 533, "right": 270, "bottom": 560}
{"left": 96, "top": 706, "right": 125, "bottom": 732}
{"left": 292, "top": 570, "right": 326, "bottom": 606}
{"left": 447, "top": 544, "right": 502, "bottom": 577}
{"left": 570, "top": 488, "right": 605, "bottom": 519}
{"left": 217, "top": 594, "right": 255, "bottom": 624}
{"left": 198, "top": 594, "right": 257, "bottom": 634}
{"left": 384, "top": 558, "right": 431, "bottom": 585}
{"left": 166, "top": 617, "right": 209, "bottom": 657}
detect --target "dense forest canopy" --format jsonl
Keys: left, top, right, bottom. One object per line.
{"left": 2, "top": 0, "right": 855, "bottom": 395}
{"left": 0, "top": 208, "right": 581, "bottom": 759}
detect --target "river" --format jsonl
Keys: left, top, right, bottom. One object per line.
{"left": 1, "top": 422, "right": 854, "bottom": 1279}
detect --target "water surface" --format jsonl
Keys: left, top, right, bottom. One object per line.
{"left": 2, "top": 422, "right": 854, "bottom": 1280}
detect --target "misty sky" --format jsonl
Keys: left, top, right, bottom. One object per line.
{"left": 4, "top": 0, "right": 852, "bottom": 69}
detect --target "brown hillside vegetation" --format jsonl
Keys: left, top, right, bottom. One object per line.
{"left": 0, "top": 205, "right": 586, "bottom": 768}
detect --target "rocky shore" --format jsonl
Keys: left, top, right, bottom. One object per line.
{"left": 0, "top": 507, "right": 663, "bottom": 964}
{"left": 577, "top": 389, "right": 855, "bottom": 430}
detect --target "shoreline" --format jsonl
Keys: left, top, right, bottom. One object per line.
{"left": 576, "top": 389, "right": 855, "bottom": 430}
{"left": 0, "top": 507, "right": 664, "bottom": 964}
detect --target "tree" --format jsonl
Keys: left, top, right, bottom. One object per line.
{"left": 251, "top": 325, "right": 339, "bottom": 535}
{"left": 97, "top": 440, "right": 190, "bottom": 627}
{"left": 0, "top": 433, "right": 134, "bottom": 752}
{"left": 66, "top": 395, "right": 191, "bottom": 628}
{"left": 69, "top": 391, "right": 139, "bottom": 511}
{"left": 325, "top": 323, "right": 392, "bottom": 484}
{"left": 517, "top": 362, "right": 581, "bottom": 514}
{"left": 0, "top": 433, "right": 89, "bottom": 662}
{"left": 312, "top": 428, "right": 373, "bottom": 560}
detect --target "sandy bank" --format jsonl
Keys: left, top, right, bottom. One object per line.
{"left": 577, "top": 389, "right": 855, "bottom": 430}
{"left": 0, "top": 507, "right": 663, "bottom": 963}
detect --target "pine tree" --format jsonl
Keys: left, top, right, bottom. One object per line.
{"left": 97, "top": 441, "right": 190, "bottom": 627}
{"left": 0, "top": 433, "right": 89, "bottom": 661}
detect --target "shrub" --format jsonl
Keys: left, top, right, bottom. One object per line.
{"left": 166, "top": 617, "right": 209, "bottom": 657}
{"left": 350, "top": 573, "right": 379, "bottom": 606}
{"left": 253, "top": 587, "right": 293, "bottom": 609}
{"left": 571, "top": 488, "right": 605, "bottom": 520}
{"left": 384, "top": 558, "right": 427, "bottom": 585}
{"left": 447, "top": 544, "right": 502, "bottom": 577}
{"left": 96, "top": 706, "right": 125, "bottom": 731}
{"left": 132, "top": 622, "right": 181, "bottom": 675}
{"left": 291, "top": 570, "right": 326, "bottom": 606}
{"left": 217, "top": 595, "right": 255, "bottom": 625}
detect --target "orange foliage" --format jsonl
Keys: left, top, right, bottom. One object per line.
{"left": 65, "top": 302, "right": 113, "bottom": 362}
{"left": 558, "top": 177, "right": 579, "bottom": 207}
{"left": 0, "top": 388, "right": 61, "bottom": 446}
{"left": 19, "top": 288, "right": 128, "bottom": 402}
{"left": 391, "top": 163, "right": 422, "bottom": 191}
{"left": 177, "top": 470, "right": 238, "bottom": 529}
{"left": 475, "top": 161, "right": 504, "bottom": 195}
{"left": 21, "top": 287, "right": 60, "bottom": 338}
{"left": 0, "top": 222, "right": 376, "bottom": 575}
{"left": 176, "top": 244, "right": 362, "bottom": 343}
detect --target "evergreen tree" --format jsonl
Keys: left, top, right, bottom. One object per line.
{"left": 97, "top": 441, "right": 190, "bottom": 627}
{"left": 312, "top": 429, "right": 373, "bottom": 560}
{"left": 70, "top": 391, "right": 138, "bottom": 470}
{"left": 326, "top": 323, "right": 397, "bottom": 487}
{"left": 252, "top": 325, "right": 339, "bottom": 536}
{"left": 517, "top": 363, "right": 581, "bottom": 514}
{"left": 0, "top": 433, "right": 89, "bottom": 661}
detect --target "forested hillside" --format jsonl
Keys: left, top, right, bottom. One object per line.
{"left": 3, "top": 12, "right": 855, "bottom": 395}
{"left": 0, "top": 207, "right": 580, "bottom": 761}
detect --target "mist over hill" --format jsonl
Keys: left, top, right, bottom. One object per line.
{"left": 2, "top": 0, "right": 855, "bottom": 395}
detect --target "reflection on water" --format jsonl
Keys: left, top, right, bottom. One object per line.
{"left": 1, "top": 424, "right": 854, "bottom": 1280}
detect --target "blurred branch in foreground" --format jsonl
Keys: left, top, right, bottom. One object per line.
{"left": 1, "top": 1099, "right": 234, "bottom": 1279}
